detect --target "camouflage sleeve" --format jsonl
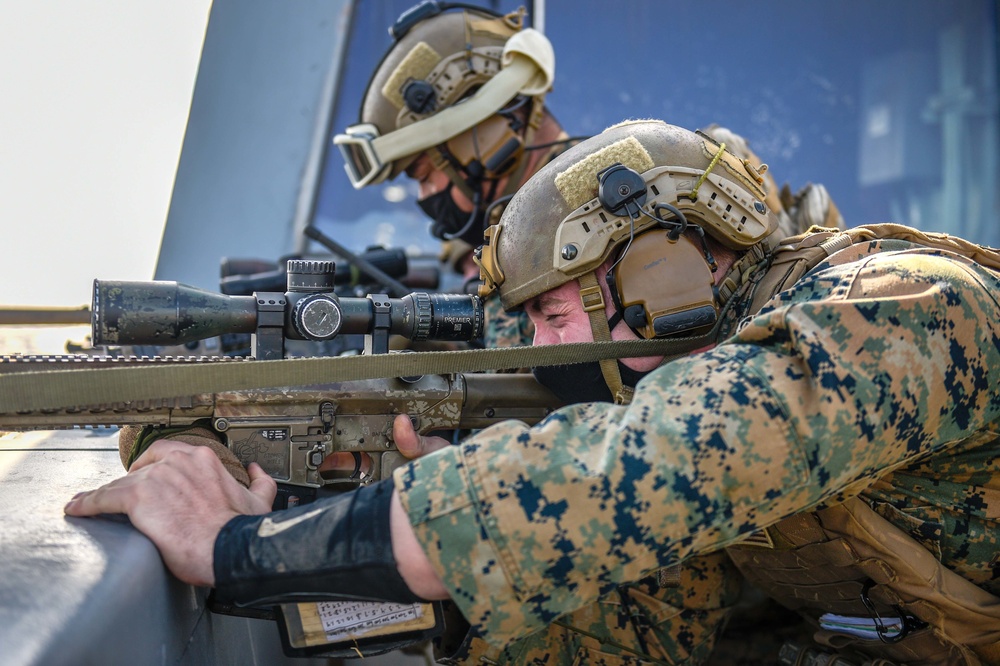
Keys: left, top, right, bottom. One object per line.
{"left": 482, "top": 295, "right": 534, "bottom": 350}
{"left": 118, "top": 421, "right": 250, "bottom": 488}
{"left": 394, "top": 246, "right": 1000, "bottom": 647}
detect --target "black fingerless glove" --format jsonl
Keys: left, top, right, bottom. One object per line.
{"left": 212, "top": 477, "right": 423, "bottom": 607}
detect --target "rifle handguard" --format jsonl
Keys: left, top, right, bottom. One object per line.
{"left": 212, "top": 478, "right": 422, "bottom": 607}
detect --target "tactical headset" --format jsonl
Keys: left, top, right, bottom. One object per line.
{"left": 596, "top": 162, "right": 720, "bottom": 339}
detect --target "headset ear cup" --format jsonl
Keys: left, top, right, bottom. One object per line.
{"left": 612, "top": 231, "right": 718, "bottom": 338}
{"left": 607, "top": 257, "right": 649, "bottom": 335}
{"left": 484, "top": 136, "right": 522, "bottom": 172}
{"left": 444, "top": 113, "right": 524, "bottom": 177}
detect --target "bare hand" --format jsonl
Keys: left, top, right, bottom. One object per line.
{"left": 64, "top": 440, "right": 276, "bottom": 587}
{"left": 392, "top": 414, "right": 451, "bottom": 459}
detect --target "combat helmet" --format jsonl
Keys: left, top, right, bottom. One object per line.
{"left": 333, "top": 1, "right": 554, "bottom": 203}
{"left": 476, "top": 119, "right": 781, "bottom": 401}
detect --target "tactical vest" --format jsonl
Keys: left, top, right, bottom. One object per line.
{"left": 727, "top": 223, "right": 1000, "bottom": 666}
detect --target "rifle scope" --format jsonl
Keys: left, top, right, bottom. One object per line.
{"left": 93, "top": 260, "right": 483, "bottom": 353}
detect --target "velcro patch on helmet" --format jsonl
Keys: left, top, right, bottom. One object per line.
{"left": 554, "top": 136, "right": 654, "bottom": 210}
{"left": 381, "top": 41, "right": 442, "bottom": 111}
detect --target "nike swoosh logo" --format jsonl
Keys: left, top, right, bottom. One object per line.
{"left": 257, "top": 506, "right": 326, "bottom": 537}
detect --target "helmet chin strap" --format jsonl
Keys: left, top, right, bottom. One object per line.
{"left": 428, "top": 148, "right": 478, "bottom": 203}
{"left": 578, "top": 271, "right": 633, "bottom": 405}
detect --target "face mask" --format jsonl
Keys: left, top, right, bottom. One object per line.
{"left": 418, "top": 184, "right": 486, "bottom": 246}
{"left": 533, "top": 361, "right": 653, "bottom": 405}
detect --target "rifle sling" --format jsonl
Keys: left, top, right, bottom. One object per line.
{"left": 0, "top": 336, "right": 707, "bottom": 413}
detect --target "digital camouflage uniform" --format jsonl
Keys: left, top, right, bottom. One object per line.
{"left": 395, "top": 233, "right": 1000, "bottom": 664}
{"left": 484, "top": 295, "right": 535, "bottom": 350}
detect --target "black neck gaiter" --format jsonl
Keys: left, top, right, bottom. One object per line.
{"left": 532, "top": 360, "right": 652, "bottom": 405}
{"left": 418, "top": 184, "right": 487, "bottom": 246}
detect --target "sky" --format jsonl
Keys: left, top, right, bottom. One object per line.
{"left": 0, "top": 1, "right": 213, "bottom": 310}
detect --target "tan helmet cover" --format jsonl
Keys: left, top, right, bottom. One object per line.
{"left": 478, "top": 120, "right": 781, "bottom": 311}
{"left": 336, "top": 7, "right": 554, "bottom": 187}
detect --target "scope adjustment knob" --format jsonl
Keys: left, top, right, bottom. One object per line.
{"left": 293, "top": 293, "right": 343, "bottom": 340}
{"left": 411, "top": 292, "right": 432, "bottom": 341}
{"left": 287, "top": 259, "right": 336, "bottom": 293}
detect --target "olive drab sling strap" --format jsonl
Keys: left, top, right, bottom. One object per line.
{"left": 0, "top": 335, "right": 726, "bottom": 414}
